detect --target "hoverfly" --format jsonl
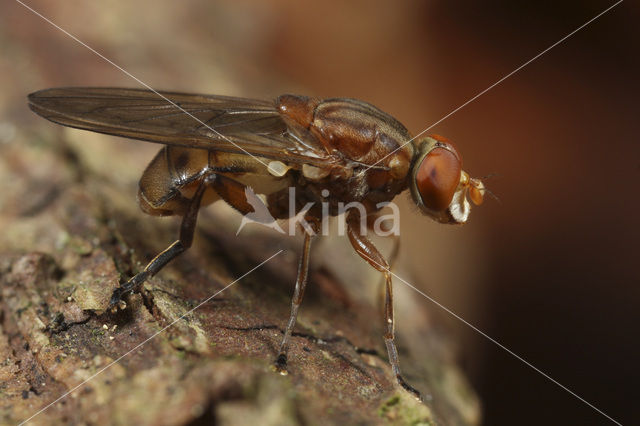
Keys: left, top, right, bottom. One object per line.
{"left": 28, "top": 87, "right": 486, "bottom": 399}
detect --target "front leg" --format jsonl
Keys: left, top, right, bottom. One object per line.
{"left": 346, "top": 211, "right": 422, "bottom": 400}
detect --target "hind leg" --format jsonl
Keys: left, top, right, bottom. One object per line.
{"left": 346, "top": 210, "right": 422, "bottom": 400}
{"left": 109, "top": 176, "right": 210, "bottom": 310}
{"left": 110, "top": 172, "right": 259, "bottom": 310}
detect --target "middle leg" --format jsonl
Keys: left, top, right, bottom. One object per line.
{"left": 274, "top": 225, "right": 316, "bottom": 373}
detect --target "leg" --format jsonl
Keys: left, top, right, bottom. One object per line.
{"left": 376, "top": 235, "right": 400, "bottom": 315}
{"left": 109, "top": 178, "right": 209, "bottom": 310}
{"left": 208, "top": 176, "right": 318, "bottom": 371}
{"left": 346, "top": 211, "right": 421, "bottom": 400}
{"left": 112, "top": 170, "right": 268, "bottom": 310}
{"left": 274, "top": 220, "right": 317, "bottom": 374}
{"left": 366, "top": 213, "right": 400, "bottom": 313}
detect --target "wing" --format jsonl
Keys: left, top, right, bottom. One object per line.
{"left": 28, "top": 87, "right": 332, "bottom": 166}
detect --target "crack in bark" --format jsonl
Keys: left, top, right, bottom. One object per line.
{"left": 220, "top": 324, "right": 382, "bottom": 359}
{"left": 220, "top": 324, "right": 385, "bottom": 389}
{"left": 140, "top": 289, "right": 158, "bottom": 320}
{"left": 45, "top": 311, "right": 93, "bottom": 335}
{"left": 18, "top": 182, "right": 62, "bottom": 217}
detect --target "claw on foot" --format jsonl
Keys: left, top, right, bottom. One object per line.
{"left": 274, "top": 353, "right": 288, "bottom": 375}
{"left": 108, "top": 289, "right": 128, "bottom": 312}
{"left": 396, "top": 374, "right": 422, "bottom": 402}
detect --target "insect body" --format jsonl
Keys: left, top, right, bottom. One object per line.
{"left": 28, "top": 87, "right": 485, "bottom": 399}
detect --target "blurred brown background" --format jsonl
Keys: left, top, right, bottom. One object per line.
{"left": 1, "top": 1, "right": 638, "bottom": 424}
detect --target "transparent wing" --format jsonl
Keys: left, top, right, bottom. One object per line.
{"left": 28, "top": 87, "right": 331, "bottom": 166}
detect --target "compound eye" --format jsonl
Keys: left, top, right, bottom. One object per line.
{"left": 416, "top": 147, "right": 462, "bottom": 211}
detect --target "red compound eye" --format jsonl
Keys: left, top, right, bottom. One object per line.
{"left": 416, "top": 147, "right": 461, "bottom": 211}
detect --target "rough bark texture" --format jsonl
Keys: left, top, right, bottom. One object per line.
{"left": 0, "top": 130, "right": 480, "bottom": 425}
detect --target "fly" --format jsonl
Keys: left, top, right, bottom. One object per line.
{"left": 28, "top": 87, "right": 486, "bottom": 400}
